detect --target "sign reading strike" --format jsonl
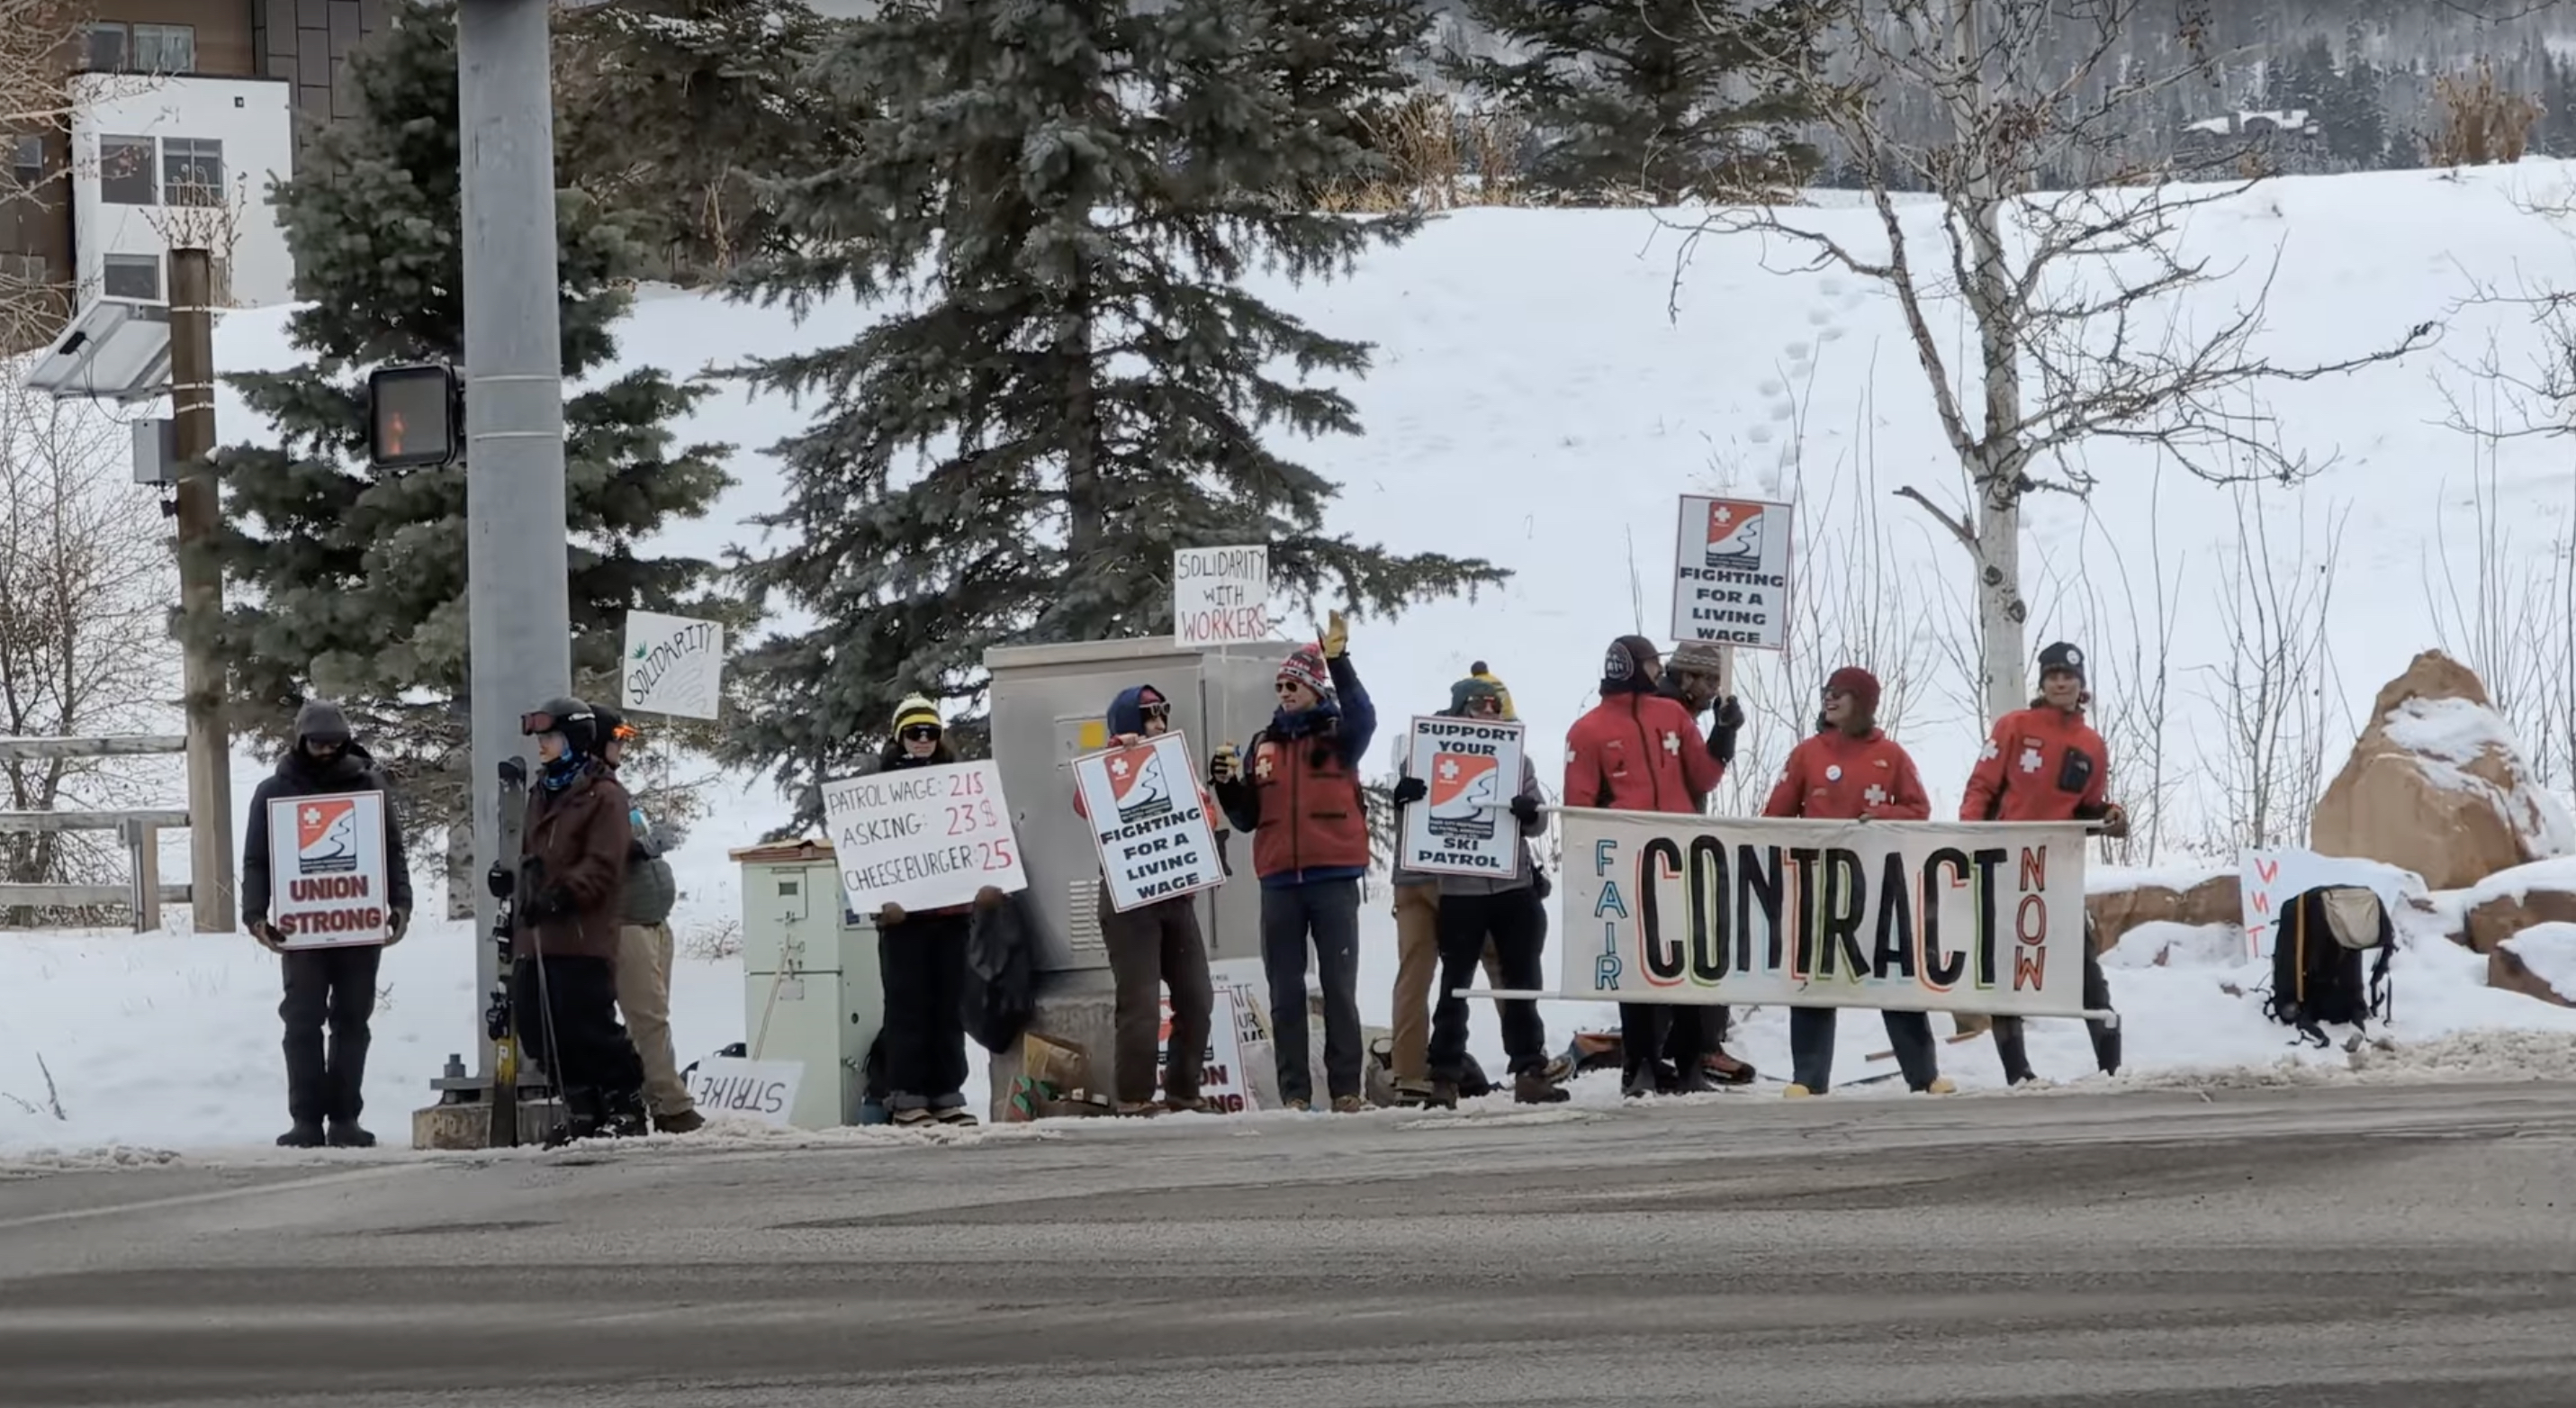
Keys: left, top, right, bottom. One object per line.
{"left": 266, "top": 790, "right": 395, "bottom": 948}
{"left": 684, "top": 1057, "right": 802, "bottom": 1129}
{"left": 1074, "top": 732, "right": 1225, "bottom": 911}
{"left": 1173, "top": 546, "right": 1270, "bottom": 648}
{"left": 821, "top": 760, "right": 1028, "bottom": 913}
{"left": 1401, "top": 715, "right": 1527, "bottom": 877}
{"left": 1670, "top": 494, "right": 1793, "bottom": 652}
{"left": 1560, "top": 808, "right": 2091, "bottom": 1017}
{"left": 623, "top": 609, "right": 725, "bottom": 720}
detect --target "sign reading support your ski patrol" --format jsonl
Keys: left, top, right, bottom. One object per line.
{"left": 1172, "top": 545, "right": 1271, "bottom": 647}
{"left": 822, "top": 760, "right": 1028, "bottom": 914}
{"left": 1670, "top": 494, "right": 1793, "bottom": 652}
{"left": 1073, "top": 731, "right": 1226, "bottom": 912}
{"left": 266, "top": 790, "right": 395, "bottom": 948}
{"left": 1401, "top": 714, "right": 1527, "bottom": 877}
{"left": 1560, "top": 808, "right": 2091, "bottom": 1017}
{"left": 622, "top": 609, "right": 725, "bottom": 720}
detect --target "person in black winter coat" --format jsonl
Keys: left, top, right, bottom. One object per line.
{"left": 872, "top": 695, "right": 978, "bottom": 1127}
{"left": 241, "top": 700, "right": 412, "bottom": 1149}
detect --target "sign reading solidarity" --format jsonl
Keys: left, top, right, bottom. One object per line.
{"left": 1400, "top": 715, "right": 1527, "bottom": 877}
{"left": 1073, "top": 731, "right": 1226, "bottom": 912}
{"left": 266, "top": 790, "right": 394, "bottom": 948}
{"left": 622, "top": 609, "right": 725, "bottom": 720}
{"left": 821, "top": 760, "right": 1027, "bottom": 914}
{"left": 1173, "top": 546, "right": 1271, "bottom": 648}
{"left": 1560, "top": 808, "right": 2092, "bottom": 1017}
{"left": 1670, "top": 493, "right": 1793, "bottom": 652}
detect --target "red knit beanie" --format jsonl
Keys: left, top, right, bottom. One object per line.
{"left": 1825, "top": 666, "right": 1881, "bottom": 718}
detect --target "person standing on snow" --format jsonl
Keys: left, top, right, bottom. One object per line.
{"left": 1761, "top": 667, "right": 1953, "bottom": 1097}
{"left": 1072, "top": 684, "right": 1219, "bottom": 1116}
{"left": 1386, "top": 664, "right": 1506, "bottom": 1108}
{"left": 1655, "top": 639, "right": 1758, "bottom": 1086}
{"left": 1565, "top": 635, "right": 1730, "bottom": 1098}
{"left": 242, "top": 700, "right": 412, "bottom": 1149}
{"left": 873, "top": 695, "right": 980, "bottom": 1126}
{"left": 1209, "top": 613, "right": 1375, "bottom": 1113}
{"left": 1959, "top": 640, "right": 2129, "bottom": 1085}
{"left": 1394, "top": 671, "right": 1574, "bottom": 1106}
{"left": 513, "top": 698, "right": 652, "bottom": 1143}
{"left": 591, "top": 704, "right": 705, "bottom": 1135}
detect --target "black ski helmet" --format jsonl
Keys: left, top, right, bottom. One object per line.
{"left": 522, "top": 695, "right": 600, "bottom": 755}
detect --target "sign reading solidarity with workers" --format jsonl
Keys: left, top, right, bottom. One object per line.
{"left": 266, "top": 790, "right": 395, "bottom": 948}
{"left": 1670, "top": 493, "right": 1793, "bottom": 652}
{"left": 1559, "top": 809, "right": 2091, "bottom": 1017}
{"left": 1072, "top": 731, "right": 1226, "bottom": 912}
{"left": 1401, "top": 715, "right": 1527, "bottom": 877}
{"left": 1172, "top": 545, "right": 1272, "bottom": 648}
{"left": 822, "top": 760, "right": 1028, "bottom": 914}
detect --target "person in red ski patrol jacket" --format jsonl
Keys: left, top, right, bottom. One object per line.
{"left": 1959, "top": 640, "right": 2128, "bottom": 1085}
{"left": 1761, "top": 666, "right": 1954, "bottom": 1097}
{"left": 1564, "top": 634, "right": 1729, "bottom": 1098}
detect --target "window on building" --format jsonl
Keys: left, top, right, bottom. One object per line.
{"left": 101, "top": 253, "right": 161, "bottom": 302}
{"left": 8, "top": 135, "right": 39, "bottom": 190}
{"left": 98, "top": 136, "right": 155, "bottom": 205}
{"left": 85, "top": 23, "right": 127, "bottom": 71}
{"left": 82, "top": 23, "right": 196, "bottom": 74}
{"left": 161, "top": 139, "right": 224, "bottom": 207}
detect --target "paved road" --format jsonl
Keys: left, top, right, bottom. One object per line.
{"left": 5, "top": 1081, "right": 2576, "bottom": 1406}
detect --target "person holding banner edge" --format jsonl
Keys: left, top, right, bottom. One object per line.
{"left": 874, "top": 695, "right": 980, "bottom": 1126}
{"left": 1209, "top": 613, "right": 1374, "bottom": 1114}
{"left": 1761, "top": 667, "right": 1954, "bottom": 1097}
{"left": 1656, "top": 639, "right": 1758, "bottom": 1086}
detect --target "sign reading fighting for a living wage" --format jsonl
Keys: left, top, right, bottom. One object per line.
{"left": 1559, "top": 808, "right": 2092, "bottom": 1016}
{"left": 1173, "top": 546, "right": 1271, "bottom": 647}
{"left": 1670, "top": 493, "right": 1794, "bottom": 652}
{"left": 266, "top": 790, "right": 395, "bottom": 948}
{"left": 1400, "top": 715, "right": 1527, "bottom": 878}
{"left": 821, "top": 760, "right": 1027, "bottom": 913}
{"left": 1072, "top": 731, "right": 1226, "bottom": 912}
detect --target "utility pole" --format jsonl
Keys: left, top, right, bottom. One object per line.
{"left": 457, "top": 0, "right": 572, "bottom": 1088}
{"left": 167, "top": 247, "right": 235, "bottom": 935}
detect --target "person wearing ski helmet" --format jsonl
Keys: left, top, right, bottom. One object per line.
{"left": 1564, "top": 634, "right": 1730, "bottom": 1098}
{"left": 1761, "top": 666, "right": 1952, "bottom": 1097}
{"left": 1959, "top": 641, "right": 2128, "bottom": 1084}
{"left": 241, "top": 699, "right": 413, "bottom": 1149}
{"left": 592, "top": 704, "right": 704, "bottom": 1135}
{"left": 872, "top": 694, "right": 979, "bottom": 1126}
{"left": 512, "top": 696, "right": 651, "bottom": 1143}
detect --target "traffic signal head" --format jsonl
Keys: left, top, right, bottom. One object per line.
{"left": 367, "top": 363, "right": 459, "bottom": 469}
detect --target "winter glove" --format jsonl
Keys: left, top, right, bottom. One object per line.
{"left": 2099, "top": 802, "right": 2131, "bottom": 840}
{"left": 1532, "top": 866, "right": 1553, "bottom": 901}
{"left": 1709, "top": 695, "right": 1745, "bottom": 767}
{"left": 1320, "top": 609, "right": 1348, "bottom": 660}
{"left": 248, "top": 918, "right": 285, "bottom": 953}
{"left": 1509, "top": 794, "right": 1543, "bottom": 828}
{"left": 878, "top": 902, "right": 907, "bottom": 928}
{"left": 1392, "top": 775, "right": 1428, "bottom": 807}
{"left": 523, "top": 885, "right": 577, "bottom": 923}
{"left": 1209, "top": 743, "right": 1241, "bottom": 786}
{"left": 386, "top": 908, "right": 411, "bottom": 946}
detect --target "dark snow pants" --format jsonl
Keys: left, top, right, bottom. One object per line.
{"left": 512, "top": 955, "right": 645, "bottom": 1099}
{"left": 1101, "top": 882, "right": 1213, "bottom": 1105}
{"left": 1788, "top": 1006, "right": 1941, "bottom": 1093}
{"left": 1259, "top": 878, "right": 1363, "bottom": 1106}
{"left": 1622, "top": 1002, "right": 1713, "bottom": 1088}
{"left": 1990, "top": 949, "right": 2121, "bottom": 1083}
{"left": 879, "top": 909, "right": 971, "bottom": 1111}
{"left": 280, "top": 943, "right": 383, "bottom": 1125}
{"left": 1428, "top": 887, "right": 1550, "bottom": 1082}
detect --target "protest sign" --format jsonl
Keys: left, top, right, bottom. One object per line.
{"left": 1072, "top": 731, "right": 1226, "bottom": 912}
{"left": 1670, "top": 494, "right": 1793, "bottom": 652}
{"left": 266, "top": 790, "right": 395, "bottom": 949}
{"left": 1157, "top": 986, "right": 1254, "bottom": 1113}
{"left": 622, "top": 610, "right": 725, "bottom": 720}
{"left": 1558, "top": 808, "right": 2093, "bottom": 1017}
{"left": 1173, "top": 546, "right": 1271, "bottom": 648}
{"left": 2238, "top": 846, "right": 2421, "bottom": 959}
{"left": 821, "top": 760, "right": 1026, "bottom": 914}
{"left": 1400, "top": 715, "right": 1527, "bottom": 878}
{"left": 684, "top": 1057, "right": 802, "bottom": 1129}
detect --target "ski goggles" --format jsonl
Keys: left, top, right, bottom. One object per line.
{"left": 519, "top": 706, "right": 590, "bottom": 736}
{"left": 899, "top": 722, "right": 942, "bottom": 744}
{"left": 608, "top": 720, "right": 640, "bottom": 743}
{"left": 1463, "top": 693, "right": 1505, "bottom": 717}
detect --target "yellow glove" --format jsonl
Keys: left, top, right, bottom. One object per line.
{"left": 1209, "top": 743, "right": 1241, "bottom": 785}
{"left": 1321, "top": 609, "right": 1348, "bottom": 660}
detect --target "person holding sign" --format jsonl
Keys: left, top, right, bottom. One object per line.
{"left": 1656, "top": 640, "right": 1758, "bottom": 1086}
{"left": 1761, "top": 667, "right": 1952, "bottom": 1097}
{"left": 1209, "top": 615, "right": 1375, "bottom": 1114}
{"left": 1959, "top": 640, "right": 2128, "bottom": 1085}
{"left": 1070, "top": 684, "right": 1220, "bottom": 1116}
{"left": 873, "top": 695, "right": 980, "bottom": 1127}
{"left": 241, "top": 701, "right": 412, "bottom": 1150}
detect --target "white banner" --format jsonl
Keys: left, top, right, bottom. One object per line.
{"left": 685, "top": 1057, "right": 803, "bottom": 1128}
{"left": 623, "top": 609, "right": 725, "bottom": 719}
{"left": 266, "top": 790, "right": 395, "bottom": 948}
{"left": 1173, "top": 545, "right": 1271, "bottom": 648}
{"left": 1560, "top": 808, "right": 2092, "bottom": 1016}
{"left": 1072, "top": 731, "right": 1225, "bottom": 912}
{"left": 1670, "top": 493, "right": 1793, "bottom": 652}
{"left": 1157, "top": 987, "right": 1254, "bottom": 1114}
{"left": 1401, "top": 715, "right": 1527, "bottom": 877}
{"left": 822, "top": 760, "right": 1028, "bottom": 914}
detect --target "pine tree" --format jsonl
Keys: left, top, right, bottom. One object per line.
{"left": 554, "top": 0, "right": 860, "bottom": 284}
{"left": 1443, "top": 0, "right": 1826, "bottom": 203}
{"left": 1247, "top": 0, "right": 1434, "bottom": 205}
{"left": 724, "top": 0, "right": 1508, "bottom": 828}
{"left": 204, "top": 2, "right": 738, "bottom": 859}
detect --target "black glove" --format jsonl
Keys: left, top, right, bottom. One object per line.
{"left": 1392, "top": 775, "right": 1428, "bottom": 807}
{"left": 523, "top": 885, "right": 577, "bottom": 922}
{"left": 1509, "top": 793, "right": 1542, "bottom": 828}
{"left": 1710, "top": 695, "right": 1745, "bottom": 766}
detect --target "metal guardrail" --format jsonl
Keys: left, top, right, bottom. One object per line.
{"left": 0, "top": 736, "right": 193, "bottom": 932}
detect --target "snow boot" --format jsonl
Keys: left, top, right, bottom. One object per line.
{"left": 1392, "top": 1079, "right": 1437, "bottom": 1108}
{"left": 325, "top": 1121, "right": 377, "bottom": 1149}
{"left": 276, "top": 1120, "right": 326, "bottom": 1149}
{"left": 653, "top": 1108, "right": 707, "bottom": 1135}
{"left": 1671, "top": 1061, "right": 1719, "bottom": 1096}
{"left": 1621, "top": 1065, "right": 1660, "bottom": 1100}
{"left": 1115, "top": 1100, "right": 1162, "bottom": 1117}
{"left": 1331, "top": 1094, "right": 1367, "bottom": 1114}
{"left": 1162, "top": 1095, "right": 1210, "bottom": 1115}
{"left": 601, "top": 1088, "right": 650, "bottom": 1139}
{"left": 891, "top": 1106, "right": 936, "bottom": 1128}
{"left": 1512, "top": 1069, "right": 1570, "bottom": 1105}
{"left": 1423, "top": 1079, "right": 1460, "bottom": 1110}
{"left": 1916, "top": 1077, "right": 1958, "bottom": 1096}
{"left": 932, "top": 1106, "right": 978, "bottom": 1126}
{"left": 1704, "top": 1051, "right": 1758, "bottom": 1086}
{"left": 544, "top": 1088, "right": 604, "bottom": 1149}
{"left": 1782, "top": 1083, "right": 1818, "bottom": 1099}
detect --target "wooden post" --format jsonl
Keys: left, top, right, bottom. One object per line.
{"left": 169, "top": 248, "right": 236, "bottom": 934}
{"left": 122, "top": 817, "right": 163, "bottom": 934}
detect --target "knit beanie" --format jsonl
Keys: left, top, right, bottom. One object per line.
{"left": 1448, "top": 672, "right": 1507, "bottom": 716}
{"left": 892, "top": 694, "right": 941, "bottom": 733}
{"left": 1824, "top": 666, "right": 1881, "bottom": 719}
{"left": 1277, "top": 644, "right": 1331, "bottom": 699}
{"left": 1469, "top": 662, "right": 1517, "bottom": 719}
{"left": 1600, "top": 635, "right": 1659, "bottom": 695}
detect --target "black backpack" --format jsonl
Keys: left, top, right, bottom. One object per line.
{"left": 2263, "top": 884, "right": 2394, "bottom": 1046}
{"left": 960, "top": 889, "right": 1040, "bottom": 1053}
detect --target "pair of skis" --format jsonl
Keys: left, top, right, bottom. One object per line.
{"left": 484, "top": 757, "right": 528, "bottom": 1147}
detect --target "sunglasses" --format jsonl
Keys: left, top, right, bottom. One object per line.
{"left": 900, "top": 723, "right": 942, "bottom": 744}
{"left": 1821, "top": 687, "right": 1851, "bottom": 700}
{"left": 1140, "top": 701, "right": 1170, "bottom": 722}
{"left": 1274, "top": 681, "right": 1307, "bottom": 696}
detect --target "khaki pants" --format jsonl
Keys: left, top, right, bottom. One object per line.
{"left": 615, "top": 921, "right": 695, "bottom": 1119}
{"left": 1388, "top": 883, "right": 1500, "bottom": 1084}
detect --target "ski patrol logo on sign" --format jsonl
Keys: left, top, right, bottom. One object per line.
{"left": 1105, "top": 744, "right": 1174, "bottom": 825}
{"left": 1427, "top": 750, "right": 1501, "bottom": 842}
{"left": 295, "top": 799, "right": 361, "bottom": 875}
{"left": 1702, "top": 501, "right": 1769, "bottom": 570}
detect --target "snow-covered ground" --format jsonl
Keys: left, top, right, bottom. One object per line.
{"left": 11, "top": 161, "right": 2576, "bottom": 1161}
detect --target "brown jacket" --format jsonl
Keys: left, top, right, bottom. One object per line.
{"left": 516, "top": 762, "right": 634, "bottom": 960}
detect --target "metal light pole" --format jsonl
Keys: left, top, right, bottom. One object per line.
{"left": 457, "top": 0, "right": 572, "bottom": 1088}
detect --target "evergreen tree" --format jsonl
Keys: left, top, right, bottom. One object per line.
{"left": 1247, "top": 0, "right": 1434, "bottom": 205}
{"left": 725, "top": 0, "right": 1507, "bottom": 828}
{"left": 204, "top": 2, "right": 738, "bottom": 858}
{"left": 1443, "top": 0, "right": 1826, "bottom": 203}
{"left": 554, "top": 0, "right": 861, "bottom": 284}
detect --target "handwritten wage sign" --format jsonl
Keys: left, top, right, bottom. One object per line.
{"left": 1073, "top": 732, "right": 1226, "bottom": 912}
{"left": 1399, "top": 715, "right": 1527, "bottom": 878}
{"left": 1173, "top": 546, "right": 1271, "bottom": 648}
{"left": 623, "top": 610, "right": 725, "bottom": 720}
{"left": 265, "top": 790, "right": 395, "bottom": 948}
{"left": 821, "top": 760, "right": 1028, "bottom": 913}
{"left": 1669, "top": 494, "right": 1793, "bottom": 653}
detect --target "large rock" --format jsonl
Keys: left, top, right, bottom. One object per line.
{"left": 2489, "top": 924, "right": 2576, "bottom": 1008}
{"left": 2086, "top": 870, "right": 2241, "bottom": 955}
{"left": 2459, "top": 858, "right": 2576, "bottom": 954}
{"left": 2310, "top": 651, "right": 2576, "bottom": 891}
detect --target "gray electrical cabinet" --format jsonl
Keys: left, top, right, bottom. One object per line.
{"left": 984, "top": 636, "right": 1289, "bottom": 972}
{"left": 729, "top": 839, "right": 887, "bottom": 1128}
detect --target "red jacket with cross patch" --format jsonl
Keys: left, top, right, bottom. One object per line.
{"left": 1960, "top": 704, "right": 2111, "bottom": 822}
{"left": 1564, "top": 692, "right": 1724, "bottom": 815}
{"left": 1761, "top": 727, "right": 1930, "bottom": 821}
